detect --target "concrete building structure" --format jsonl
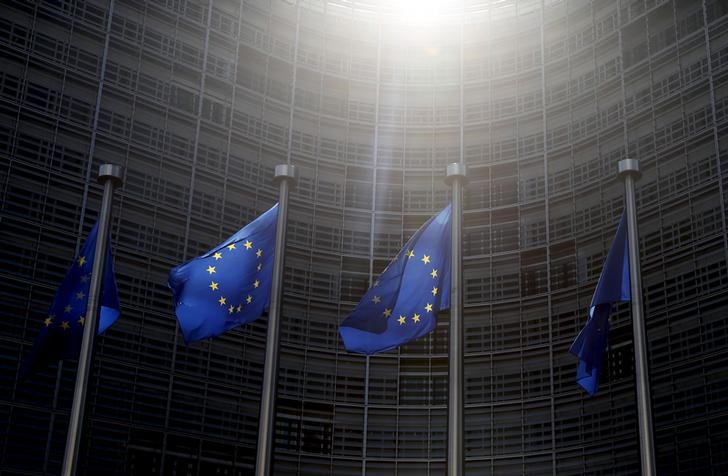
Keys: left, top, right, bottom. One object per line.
{"left": 1, "top": 0, "right": 728, "bottom": 474}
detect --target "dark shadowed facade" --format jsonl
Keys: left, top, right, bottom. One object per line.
{"left": 1, "top": 0, "right": 728, "bottom": 474}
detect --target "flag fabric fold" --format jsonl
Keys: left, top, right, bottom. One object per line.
{"left": 169, "top": 204, "right": 278, "bottom": 343}
{"left": 570, "top": 212, "right": 631, "bottom": 395}
{"left": 22, "top": 221, "right": 120, "bottom": 376}
{"left": 339, "top": 205, "right": 452, "bottom": 354}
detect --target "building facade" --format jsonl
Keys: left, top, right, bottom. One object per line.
{"left": 1, "top": 0, "right": 728, "bottom": 474}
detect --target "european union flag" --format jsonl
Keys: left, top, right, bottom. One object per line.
{"left": 570, "top": 212, "right": 630, "bottom": 395}
{"left": 339, "top": 205, "right": 452, "bottom": 354}
{"left": 169, "top": 204, "right": 278, "bottom": 343}
{"left": 22, "top": 221, "right": 120, "bottom": 376}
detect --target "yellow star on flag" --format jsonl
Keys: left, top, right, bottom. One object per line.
{"left": 372, "top": 295, "right": 381, "bottom": 304}
{"left": 75, "top": 291, "right": 86, "bottom": 300}
{"left": 209, "top": 281, "right": 219, "bottom": 291}
{"left": 256, "top": 249, "right": 262, "bottom": 258}
{"left": 213, "top": 252, "right": 223, "bottom": 260}
{"left": 431, "top": 286, "right": 438, "bottom": 296}
{"left": 207, "top": 265, "right": 216, "bottom": 274}
{"left": 413, "top": 313, "right": 421, "bottom": 323}
{"left": 398, "top": 315, "right": 406, "bottom": 325}
{"left": 228, "top": 305, "right": 234, "bottom": 314}
{"left": 421, "top": 255, "right": 430, "bottom": 264}
{"left": 246, "top": 295, "right": 253, "bottom": 304}
{"left": 257, "top": 263, "right": 262, "bottom": 271}
{"left": 227, "top": 243, "right": 236, "bottom": 251}
{"left": 244, "top": 240, "right": 253, "bottom": 249}
{"left": 237, "top": 304, "right": 242, "bottom": 313}
{"left": 425, "top": 303, "right": 433, "bottom": 312}
{"left": 407, "top": 250, "right": 415, "bottom": 258}
{"left": 78, "top": 316, "right": 85, "bottom": 325}
{"left": 44, "top": 317, "right": 53, "bottom": 327}
{"left": 254, "top": 279, "right": 260, "bottom": 288}
{"left": 60, "top": 321, "right": 70, "bottom": 330}
{"left": 383, "top": 308, "right": 392, "bottom": 318}
{"left": 218, "top": 296, "right": 227, "bottom": 306}
{"left": 430, "top": 269, "right": 438, "bottom": 278}
{"left": 77, "top": 256, "right": 86, "bottom": 266}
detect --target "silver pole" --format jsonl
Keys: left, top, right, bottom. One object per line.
{"left": 255, "top": 164, "right": 298, "bottom": 476}
{"left": 445, "top": 163, "right": 466, "bottom": 476}
{"left": 618, "top": 159, "right": 656, "bottom": 476}
{"left": 62, "top": 163, "right": 123, "bottom": 476}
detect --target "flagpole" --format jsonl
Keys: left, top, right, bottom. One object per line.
{"left": 618, "top": 159, "right": 656, "bottom": 476}
{"left": 62, "top": 163, "right": 123, "bottom": 476}
{"left": 445, "top": 162, "right": 466, "bottom": 476}
{"left": 255, "top": 164, "right": 297, "bottom": 476}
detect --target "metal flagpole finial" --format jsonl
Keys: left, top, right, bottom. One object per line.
{"left": 618, "top": 159, "right": 641, "bottom": 180}
{"left": 445, "top": 162, "right": 467, "bottom": 185}
{"left": 273, "top": 164, "right": 298, "bottom": 187}
{"left": 98, "top": 163, "right": 124, "bottom": 185}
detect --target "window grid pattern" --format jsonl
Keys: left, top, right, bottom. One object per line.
{"left": 1, "top": 0, "right": 727, "bottom": 475}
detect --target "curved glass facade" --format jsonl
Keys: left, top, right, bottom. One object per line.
{"left": 2, "top": 0, "right": 728, "bottom": 474}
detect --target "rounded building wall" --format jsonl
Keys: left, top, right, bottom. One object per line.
{"left": 1, "top": 0, "right": 728, "bottom": 475}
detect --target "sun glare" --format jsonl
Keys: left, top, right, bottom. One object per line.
{"left": 390, "top": 0, "right": 460, "bottom": 24}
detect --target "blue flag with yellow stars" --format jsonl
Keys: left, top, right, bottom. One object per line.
{"left": 339, "top": 205, "right": 452, "bottom": 354}
{"left": 570, "top": 212, "right": 631, "bottom": 395}
{"left": 169, "top": 204, "right": 278, "bottom": 343}
{"left": 22, "top": 221, "right": 120, "bottom": 376}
